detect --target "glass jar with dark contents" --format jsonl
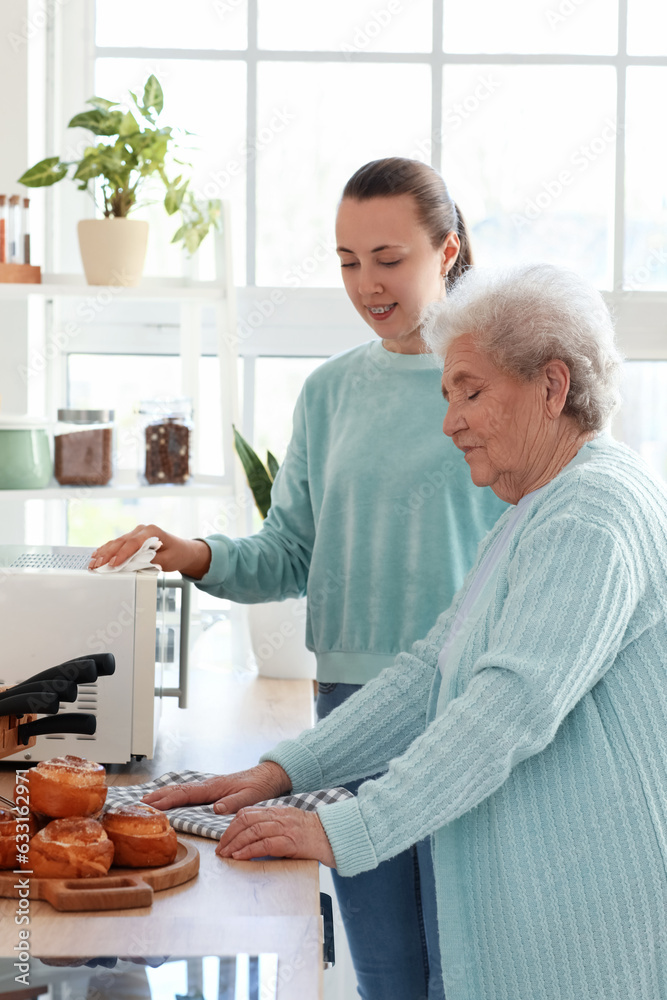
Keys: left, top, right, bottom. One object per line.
{"left": 140, "top": 398, "right": 192, "bottom": 485}
{"left": 54, "top": 410, "right": 114, "bottom": 486}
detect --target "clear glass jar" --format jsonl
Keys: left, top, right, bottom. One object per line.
{"left": 139, "top": 398, "right": 193, "bottom": 485}
{"left": 54, "top": 409, "right": 114, "bottom": 486}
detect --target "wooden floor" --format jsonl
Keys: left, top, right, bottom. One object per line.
{"left": 0, "top": 664, "right": 322, "bottom": 1000}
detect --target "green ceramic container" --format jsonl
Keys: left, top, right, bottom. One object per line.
{"left": 0, "top": 420, "right": 52, "bottom": 489}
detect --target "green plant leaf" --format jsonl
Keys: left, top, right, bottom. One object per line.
{"left": 267, "top": 451, "right": 280, "bottom": 481}
{"left": 184, "top": 225, "right": 205, "bottom": 254}
{"left": 170, "top": 223, "right": 188, "bottom": 244}
{"left": 68, "top": 109, "right": 125, "bottom": 136}
{"left": 87, "top": 96, "right": 118, "bottom": 111}
{"left": 118, "top": 110, "right": 140, "bottom": 137}
{"left": 128, "top": 129, "right": 170, "bottom": 169}
{"left": 205, "top": 199, "right": 223, "bottom": 229}
{"left": 164, "top": 180, "right": 188, "bottom": 215}
{"left": 72, "top": 154, "right": 104, "bottom": 184}
{"left": 142, "top": 75, "right": 164, "bottom": 117}
{"left": 18, "top": 156, "right": 69, "bottom": 187}
{"left": 94, "top": 142, "right": 134, "bottom": 191}
{"left": 233, "top": 425, "right": 273, "bottom": 519}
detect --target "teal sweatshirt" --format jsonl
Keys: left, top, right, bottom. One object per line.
{"left": 263, "top": 436, "right": 667, "bottom": 999}
{"left": 193, "top": 339, "right": 507, "bottom": 682}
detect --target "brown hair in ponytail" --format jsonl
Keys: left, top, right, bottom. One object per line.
{"left": 341, "top": 157, "right": 473, "bottom": 286}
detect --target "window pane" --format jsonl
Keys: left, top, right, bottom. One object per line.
{"left": 256, "top": 63, "right": 431, "bottom": 286}
{"left": 443, "top": 0, "right": 618, "bottom": 54}
{"left": 613, "top": 362, "right": 667, "bottom": 481}
{"left": 96, "top": 0, "right": 248, "bottom": 50}
{"left": 95, "top": 58, "right": 247, "bottom": 283}
{"left": 67, "top": 496, "right": 185, "bottom": 546}
{"left": 258, "top": 0, "right": 431, "bottom": 52}
{"left": 624, "top": 68, "right": 667, "bottom": 291}
{"left": 627, "top": 0, "right": 667, "bottom": 55}
{"left": 441, "top": 65, "right": 616, "bottom": 287}
{"left": 67, "top": 355, "right": 225, "bottom": 477}
{"left": 254, "top": 357, "right": 325, "bottom": 460}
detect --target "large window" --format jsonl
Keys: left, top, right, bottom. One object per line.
{"left": 84, "top": 0, "right": 667, "bottom": 294}
{"left": 47, "top": 0, "right": 667, "bottom": 550}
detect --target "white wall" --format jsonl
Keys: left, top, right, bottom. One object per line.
{"left": 0, "top": 1, "right": 29, "bottom": 194}
{"left": 0, "top": 0, "right": 40, "bottom": 537}
{"left": 0, "top": 0, "right": 47, "bottom": 417}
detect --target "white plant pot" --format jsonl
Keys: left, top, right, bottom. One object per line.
{"left": 77, "top": 218, "right": 149, "bottom": 287}
{"left": 247, "top": 597, "right": 317, "bottom": 680}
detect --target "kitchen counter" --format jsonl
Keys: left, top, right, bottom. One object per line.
{"left": 0, "top": 669, "right": 322, "bottom": 999}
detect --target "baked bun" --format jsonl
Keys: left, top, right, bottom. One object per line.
{"left": 28, "top": 755, "right": 107, "bottom": 818}
{"left": 0, "top": 809, "right": 37, "bottom": 870}
{"left": 30, "top": 817, "right": 114, "bottom": 878}
{"left": 103, "top": 803, "right": 177, "bottom": 868}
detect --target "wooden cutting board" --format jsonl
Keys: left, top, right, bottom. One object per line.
{"left": 0, "top": 837, "right": 199, "bottom": 911}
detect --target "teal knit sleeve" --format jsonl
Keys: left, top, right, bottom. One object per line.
{"left": 318, "top": 514, "right": 637, "bottom": 876}
{"left": 189, "top": 389, "right": 315, "bottom": 603}
{"left": 260, "top": 631, "right": 442, "bottom": 790}
{"left": 260, "top": 542, "right": 496, "bottom": 789}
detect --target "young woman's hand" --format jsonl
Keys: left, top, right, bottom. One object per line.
{"left": 88, "top": 524, "right": 212, "bottom": 578}
{"left": 141, "top": 762, "right": 292, "bottom": 814}
{"left": 216, "top": 805, "right": 336, "bottom": 867}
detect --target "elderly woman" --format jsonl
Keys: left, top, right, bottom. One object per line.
{"left": 146, "top": 263, "right": 667, "bottom": 999}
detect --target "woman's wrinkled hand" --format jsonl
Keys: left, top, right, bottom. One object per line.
{"left": 141, "top": 762, "right": 292, "bottom": 815}
{"left": 87, "top": 524, "right": 212, "bottom": 578}
{"left": 216, "top": 805, "right": 336, "bottom": 867}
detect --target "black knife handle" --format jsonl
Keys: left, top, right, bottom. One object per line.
{"left": 72, "top": 653, "right": 115, "bottom": 676}
{"left": 16, "top": 658, "right": 97, "bottom": 687}
{"left": 0, "top": 692, "right": 60, "bottom": 716}
{"left": 0, "top": 680, "right": 78, "bottom": 703}
{"left": 17, "top": 712, "right": 97, "bottom": 745}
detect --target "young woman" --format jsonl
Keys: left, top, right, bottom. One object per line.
{"left": 90, "top": 157, "right": 507, "bottom": 1000}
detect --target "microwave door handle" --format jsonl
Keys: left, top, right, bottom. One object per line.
{"left": 176, "top": 579, "right": 191, "bottom": 709}
{"left": 157, "top": 578, "right": 190, "bottom": 709}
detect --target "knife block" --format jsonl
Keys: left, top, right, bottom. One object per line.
{"left": 0, "top": 688, "right": 37, "bottom": 759}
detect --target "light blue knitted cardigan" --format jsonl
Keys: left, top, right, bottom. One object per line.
{"left": 263, "top": 435, "right": 667, "bottom": 1000}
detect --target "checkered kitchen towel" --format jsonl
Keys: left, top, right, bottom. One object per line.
{"left": 104, "top": 770, "right": 354, "bottom": 841}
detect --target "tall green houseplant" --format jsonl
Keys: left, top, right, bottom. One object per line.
{"left": 233, "top": 426, "right": 280, "bottom": 520}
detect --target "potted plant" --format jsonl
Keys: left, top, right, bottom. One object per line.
{"left": 18, "top": 75, "right": 220, "bottom": 286}
{"left": 233, "top": 426, "right": 316, "bottom": 680}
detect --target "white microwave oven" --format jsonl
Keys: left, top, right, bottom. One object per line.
{"left": 0, "top": 545, "right": 190, "bottom": 764}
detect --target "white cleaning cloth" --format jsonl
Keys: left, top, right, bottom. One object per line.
{"left": 93, "top": 536, "right": 163, "bottom": 573}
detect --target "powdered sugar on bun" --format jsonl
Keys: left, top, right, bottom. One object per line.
{"left": 30, "top": 817, "right": 114, "bottom": 878}
{"left": 35, "top": 756, "right": 105, "bottom": 785}
{"left": 103, "top": 802, "right": 171, "bottom": 836}
{"left": 28, "top": 756, "right": 107, "bottom": 818}
{"left": 102, "top": 803, "right": 177, "bottom": 868}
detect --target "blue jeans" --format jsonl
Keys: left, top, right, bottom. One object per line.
{"left": 317, "top": 682, "right": 445, "bottom": 1000}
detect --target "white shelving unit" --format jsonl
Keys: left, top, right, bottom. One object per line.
{"left": 0, "top": 475, "right": 234, "bottom": 503}
{"left": 0, "top": 203, "right": 242, "bottom": 539}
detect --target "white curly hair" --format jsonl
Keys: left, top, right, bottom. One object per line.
{"left": 422, "top": 263, "right": 623, "bottom": 433}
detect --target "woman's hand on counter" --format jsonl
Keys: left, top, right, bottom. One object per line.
{"left": 88, "top": 524, "right": 212, "bottom": 578}
{"left": 216, "top": 805, "right": 336, "bottom": 867}
{"left": 141, "top": 761, "right": 292, "bottom": 814}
